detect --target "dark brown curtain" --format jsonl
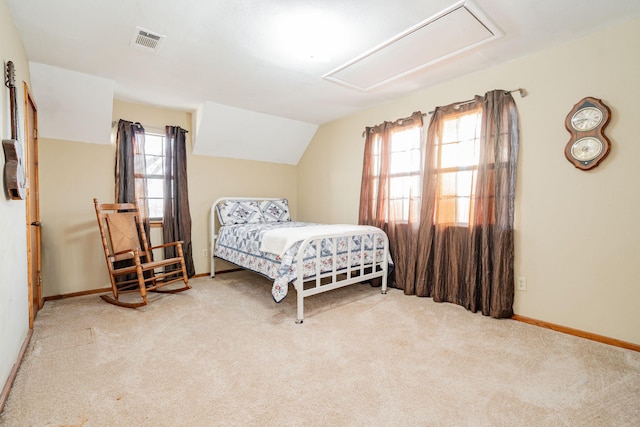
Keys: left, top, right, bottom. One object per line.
{"left": 418, "top": 90, "right": 518, "bottom": 317}
{"left": 359, "top": 111, "right": 425, "bottom": 292}
{"left": 360, "top": 90, "right": 519, "bottom": 318}
{"left": 163, "top": 126, "right": 195, "bottom": 277}
{"left": 113, "top": 120, "right": 150, "bottom": 282}
{"left": 115, "top": 120, "right": 151, "bottom": 245}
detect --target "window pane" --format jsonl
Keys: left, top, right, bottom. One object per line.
{"left": 440, "top": 143, "right": 457, "bottom": 169}
{"left": 147, "top": 178, "right": 164, "bottom": 198}
{"left": 138, "top": 133, "right": 168, "bottom": 220}
{"left": 372, "top": 135, "right": 381, "bottom": 156}
{"left": 440, "top": 111, "right": 481, "bottom": 166}
{"left": 389, "top": 176, "right": 408, "bottom": 198}
{"left": 456, "top": 170, "right": 473, "bottom": 197}
{"left": 390, "top": 150, "right": 419, "bottom": 174}
{"left": 372, "top": 154, "right": 381, "bottom": 176}
{"left": 458, "top": 113, "right": 480, "bottom": 141}
{"left": 457, "top": 139, "right": 479, "bottom": 167}
{"left": 435, "top": 108, "right": 481, "bottom": 226}
{"left": 145, "top": 134, "right": 164, "bottom": 155}
{"left": 408, "top": 197, "right": 419, "bottom": 221}
{"left": 390, "top": 127, "right": 420, "bottom": 174}
{"left": 146, "top": 154, "right": 163, "bottom": 175}
{"left": 442, "top": 119, "right": 458, "bottom": 144}
{"left": 440, "top": 137, "right": 479, "bottom": 168}
{"left": 366, "top": 123, "right": 422, "bottom": 222}
{"left": 440, "top": 172, "right": 458, "bottom": 196}
{"left": 456, "top": 197, "right": 470, "bottom": 224}
{"left": 147, "top": 199, "right": 163, "bottom": 219}
{"left": 438, "top": 168, "right": 474, "bottom": 223}
{"left": 393, "top": 127, "right": 419, "bottom": 151}
{"left": 410, "top": 175, "right": 421, "bottom": 196}
{"left": 437, "top": 197, "right": 456, "bottom": 224}
{"left": 388, "top": 198, "right": 406, "bottom": 221}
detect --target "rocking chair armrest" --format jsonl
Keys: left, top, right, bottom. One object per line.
{"left": 149, "top": 241, "right": 184, "bottom": 251}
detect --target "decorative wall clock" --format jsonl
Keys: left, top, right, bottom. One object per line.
{"left": 564, "top": 97, "right": 611, "bottom": 170}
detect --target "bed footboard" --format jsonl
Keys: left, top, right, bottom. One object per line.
{"left": 293, "top": 228, "right": 389, "bottom": 324}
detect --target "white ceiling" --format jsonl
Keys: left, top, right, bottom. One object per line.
{"left": 7, "top": 0, "right": 640, "bottom": 163}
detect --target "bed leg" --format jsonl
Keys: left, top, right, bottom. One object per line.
{"left": 210, "top": 252, "right": 216, "bottom": 278}
{"left": 296, "top": 287, "right": 304, "bottom": 324}
{"left": 381, "top": 268, "right": 388, "bottom": 294}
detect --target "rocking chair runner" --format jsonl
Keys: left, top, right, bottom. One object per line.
{"left": 93, "top": 198, "right": 190, "bottom": 308}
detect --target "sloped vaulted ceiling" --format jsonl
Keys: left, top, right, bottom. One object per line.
{"left": 193, "top": 102, "right": 318, "bottom": 165}
{"left": 29, "top": 63, "right": 115, "bottom": 145}
{"left": 9, "top": 0, "right": 640, "bottom": 165}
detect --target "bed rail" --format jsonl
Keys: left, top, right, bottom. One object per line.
{"left": 293, "top": 228, "right": 389, "bottom": 323}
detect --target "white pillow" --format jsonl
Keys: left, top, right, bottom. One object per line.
{"left": 259, "top": 199, "right": 291, "bottom": 222}
{"left": 216, "top": 200, "right": 263, "bottom": 225}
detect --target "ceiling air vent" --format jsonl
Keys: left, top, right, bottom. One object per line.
{"left": 323, "top": 0, "right": 503, "bottom": 91}
{"left": 130, "top": 27, "right": 166, "bottom": 54}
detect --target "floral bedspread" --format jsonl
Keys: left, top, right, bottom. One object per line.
{"left": 214, "top": 221, "right": 388, "bottom": 302}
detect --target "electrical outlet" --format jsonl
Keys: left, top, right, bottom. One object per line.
{"left": 203, "top": 249, "right": 207, "bottom": 258}
{"left": 516, "top": 277, "right": 527, "bottom": 292}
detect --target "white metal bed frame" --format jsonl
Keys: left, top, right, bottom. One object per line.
{"left": 210, "top": 197, "right": 389, "bottom": 323}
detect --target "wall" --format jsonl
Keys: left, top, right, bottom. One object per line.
{"left": 0, "top": 0, "right": 31, "bottom": 400}
{"left": 38, "top": 100, "right": 297, "bottom": 296}
{"left": 297, "top": 19, "right": 640, "bottom": 345}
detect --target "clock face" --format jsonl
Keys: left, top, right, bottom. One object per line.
{"left": 571, "top": 137, "right": 603, "bottom": 162}
{"left": 571, "top": 107, "right": 603, "bottom": 131}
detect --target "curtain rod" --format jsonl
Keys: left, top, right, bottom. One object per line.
{"left": 111, "top": 121, "right": 188, "bottom": 134}
{"left": 111, "top": 120, "right": 144, "bottom": 128}
{"left": 426, "top": 87, "right": 528, "bottom": 115}
{"left": 363, "top": 88, "right": 528, "bottom": 137}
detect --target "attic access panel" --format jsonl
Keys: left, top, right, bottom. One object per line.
{"left": 323, "top": 0, "right": 503, "bottom": 91}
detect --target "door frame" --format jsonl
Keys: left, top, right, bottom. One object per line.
{"left": 24, "top": 82, "right": 41, "bottom": 328}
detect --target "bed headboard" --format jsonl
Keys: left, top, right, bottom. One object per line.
{"left": 209, "top": 197, "right": 291, "bottom": 277}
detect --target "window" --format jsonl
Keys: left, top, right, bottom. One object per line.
{"left": 359, "top": 92, "right": 519, "bottom": 313}
{"left": 435, "top": 107, "right": 482, "bottom": 225}
{"left": 371, "top": 125, "right": 422, "bottom": 222}
{"left": 366, "top": 108, "right": 483, "bottom": 225}
{"left": 136, "top": 132, "right": 167, "bottom": 220}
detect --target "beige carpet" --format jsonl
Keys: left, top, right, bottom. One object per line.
{"left": 2, "top": 271, "right": 639, "bottom": 426}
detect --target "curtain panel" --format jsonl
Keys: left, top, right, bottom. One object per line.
{"left": 359, "top": 111, "right": 425, "bottom": 292}
{"left": 163, "top": 126, "right": 195, "bottom": 277}
{"left": 113, "top": 120, "right": 151, "bottom": 281}
{"left": 360, "top": 91, "right": 519, "bottom": 318}
{"left": 115, "top": 119, "right": 151, "bottom": 245}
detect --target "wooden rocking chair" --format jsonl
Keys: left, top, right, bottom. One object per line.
{"left": 93, "top": 198, "right": 190, "bottom": 308}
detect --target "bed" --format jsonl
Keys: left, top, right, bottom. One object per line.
{"left": 210, "top": 197, "right": 390, "bottom": 323}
